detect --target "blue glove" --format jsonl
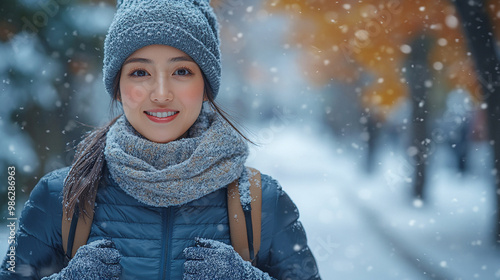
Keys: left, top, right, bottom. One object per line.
{"left": 183, "top": 238, "right": 274, "bottom": 280}
{"left": 42, "top": 239, "right": 121, "bottom": 280}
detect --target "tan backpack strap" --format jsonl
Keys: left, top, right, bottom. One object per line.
{"left": 227, "top": 167, "right": 262, "bottom": 263}
{"left": 62, "top": 197, "right": 96, "bottom": 259}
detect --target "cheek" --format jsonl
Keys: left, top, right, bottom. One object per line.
{"left": 180, "top": 81, "right": 205, "bottom": 105}
{"left": 120, "top": 83, "right": 147, "bottom": 109}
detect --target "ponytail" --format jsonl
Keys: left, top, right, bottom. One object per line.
{"left": 62, "top": 116, "right": 120, "bottom": 220}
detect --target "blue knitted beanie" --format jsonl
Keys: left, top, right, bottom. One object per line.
{"left": 103, "top": 0, "right": 221, "bottom": 98}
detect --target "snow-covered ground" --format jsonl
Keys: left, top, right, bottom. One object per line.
{"left": 247, "top": 124, "right": 500, "bottom": 280}
{"left": 2, "top": 123, "right": 500, "bottom": 279}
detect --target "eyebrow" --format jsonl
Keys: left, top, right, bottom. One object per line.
{"left": 170, "top": 56, "right": 195, "bottom": 63}
{"left": 123, "top": 55, "right": 195, "bottom": 66}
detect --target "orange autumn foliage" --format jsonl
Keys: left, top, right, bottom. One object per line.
{"left": 267, "top": 0, "right": 499, "bottom": 117}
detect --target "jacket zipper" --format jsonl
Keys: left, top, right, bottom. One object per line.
{"left": 159, "top": 208, "right": 173, "bottom": 280}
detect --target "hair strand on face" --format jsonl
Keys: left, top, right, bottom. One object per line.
{"left": 201, "top": 74, "right": 255, "bottom": 145}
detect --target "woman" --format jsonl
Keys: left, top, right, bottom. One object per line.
{"left": 1, "top": 0, "right": 321, "bottom": 279}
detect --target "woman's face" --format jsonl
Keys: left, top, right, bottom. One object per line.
{"left": 119, "top": 44, "right": 205, "bottom": 143}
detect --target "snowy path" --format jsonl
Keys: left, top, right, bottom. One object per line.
{"left": 247, "top": 127, "right": 429, "bottom": 279}
{"left": 247, "top": 125, "right": 500, "bottom": 280}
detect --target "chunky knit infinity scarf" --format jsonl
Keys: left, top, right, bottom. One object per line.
{"left": 104, "top": 106, "right": 249, "bottom": 207}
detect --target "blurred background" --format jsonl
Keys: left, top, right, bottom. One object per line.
{"left": 1, "top": 0, "right": 500, "bottom": 279}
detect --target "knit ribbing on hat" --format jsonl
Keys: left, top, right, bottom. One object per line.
{"left": 103, "top": 0, "right": 221, "bottom": 98}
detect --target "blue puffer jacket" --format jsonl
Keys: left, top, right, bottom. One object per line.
{"left": 1, "top": 167, "right": 320, "bottom": 279}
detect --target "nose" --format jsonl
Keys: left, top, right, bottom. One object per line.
{"left": 150, "top": 75, "right": 173, "bottom": 103}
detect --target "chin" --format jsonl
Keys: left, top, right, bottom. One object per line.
{"left": 151, "top": 137, "right": 176, "bottom": 144}
{"left": 139, "top": 129, "right": 179, "bottom": 143}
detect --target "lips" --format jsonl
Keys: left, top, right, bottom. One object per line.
{"left": 144, "top": 110, "right": 179, "bottom": 123}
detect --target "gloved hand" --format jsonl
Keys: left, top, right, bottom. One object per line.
{"left": 183, "top": 238, "right": 274, "bottom": 280}
{"left": 42, "top": 239, "right": 121, "bottom": 280}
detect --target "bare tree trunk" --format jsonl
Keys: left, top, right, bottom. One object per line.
{"left": 453, "top": 0, "right": 500, "bottom": 244}
{"left": 364, "top": 113, "right": 380, "bottom": 174}
{"left": 406, "top": 36, "right": 432, "bottom": 199}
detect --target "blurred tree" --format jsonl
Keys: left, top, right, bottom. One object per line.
{"left": 406, "top": 35, "right": 433, "bottom": 199}
{"left": 266, "top": 0, "right": 499, "bottom": 197}
{"left": 0, "top": 0, "right": 115, "bottom": 214}
{"left": 267, "top": 0, "right": 482, "bottom": 114}
{"left": 453, "top": 0, "right": 500, "bottom": 243}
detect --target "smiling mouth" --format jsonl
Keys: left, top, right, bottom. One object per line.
{"left": 145, "top": 111, "right": 179, "bottom": 118}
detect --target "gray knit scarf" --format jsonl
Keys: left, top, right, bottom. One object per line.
{"left": 104, "top": 106, "right": 249, "bottom": 207}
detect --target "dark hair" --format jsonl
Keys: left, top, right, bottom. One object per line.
{"left": 201, "top": 74, "right": 254, "bottom": 144}
{"left": 63, "top": 69, "right": 252, "bottom": 219}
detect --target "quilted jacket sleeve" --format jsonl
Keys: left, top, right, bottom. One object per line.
{"left": 260, "top": 175, "right": 321, "bottom": 280}
{"left": 0, "top": 169, "right": 67, "bottom": 280}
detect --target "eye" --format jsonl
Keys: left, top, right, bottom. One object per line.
{"left": 174, "top": 68, "right": 192, "bottom": 76}
{"left": 129, "top": 69, "right": 149, "bottom": 77}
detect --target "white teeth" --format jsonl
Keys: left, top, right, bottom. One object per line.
{"left": 146, "top": 111, "right": 177, "bottom": 118}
